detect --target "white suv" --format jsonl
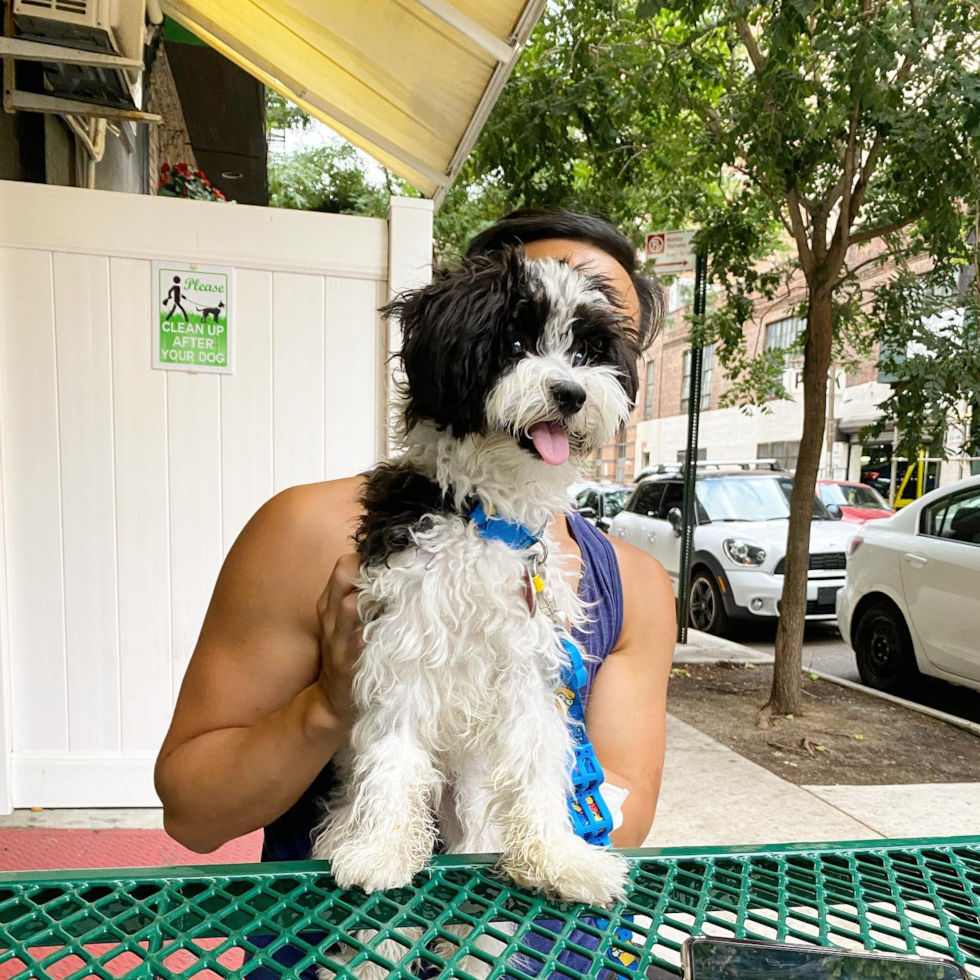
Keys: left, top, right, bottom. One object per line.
{"left": 610, "top": 469, "right": 856, "bottom": 636}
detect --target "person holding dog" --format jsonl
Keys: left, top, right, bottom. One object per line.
{"left": 155, "top": 209, "right": 675, "bottom": 867}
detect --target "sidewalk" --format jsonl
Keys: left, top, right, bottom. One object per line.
{"left": 2, "top": 629, "right": 978, "bottom": 872}
{"left": 647, "top": 714, "right": 881, "bottom": 848}
{"left": 0, "top": 809, "right": 261, "bottom": 871}
{"left": 648, "top": 630, "right": 980, "bottom": 848}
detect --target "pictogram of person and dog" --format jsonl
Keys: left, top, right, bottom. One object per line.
{"left": 163, "top": 275, "right": 225, "bottom": 323}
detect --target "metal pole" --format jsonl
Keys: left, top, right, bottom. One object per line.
{"left": 677, "top": 251, "right": 708, "bottom": 645}
{"left": 825, "top": 363, "right": 836, "bottom": 479}
{"left": 889, "top": 427, "right": 899, "bottom": 507}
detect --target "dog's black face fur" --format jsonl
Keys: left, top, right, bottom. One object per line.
{"left": 384, "top": 247, "right": 643, "bottom": 439}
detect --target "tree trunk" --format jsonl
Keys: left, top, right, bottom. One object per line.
{"left": 766, "top": 286, "right": 834, "bottom": 716}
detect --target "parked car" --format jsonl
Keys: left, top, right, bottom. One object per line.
{"left": 572, "top": 484, "right": 631, "bottom": 533}
{"left": 837, "top": 474, "right": 980, "bottom": 695}
{"left": 610, "top": 467, "right": 855, "bottom": 636}
{"left": 817, "top": 479, "right": 894, "bottom": 524}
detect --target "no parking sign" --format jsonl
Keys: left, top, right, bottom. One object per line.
{"left": 645, "top": 229, "right": 697, "bottom": 274}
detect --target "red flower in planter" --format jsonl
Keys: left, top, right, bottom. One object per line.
{"left": 158, "top": 162, "right": 230, "bottom": 203}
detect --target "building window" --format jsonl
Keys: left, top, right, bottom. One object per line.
{"left": 676, "top": 448, "right": 707, "bottom": 463}
{"left": 757, "top": 441, "right": 801, "bottom": 471}
{"left": 681, "top": 345, "right": 713, "bottom": 412}
{"left": 644, "top": 361, "right": 656, "bottom": 419}
{"left": 615, "top": 433, "right": 628, "bottom": 483}
{"left": 765, "top": 317, "right": 806, "bottom": 365}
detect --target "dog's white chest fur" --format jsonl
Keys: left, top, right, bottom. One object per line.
{"left": 312, "top": 512, "right": 627, "bottom": 907}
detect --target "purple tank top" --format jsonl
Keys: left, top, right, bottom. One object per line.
{"left": 261, "top": 511, "right": 623, "bottom": 863}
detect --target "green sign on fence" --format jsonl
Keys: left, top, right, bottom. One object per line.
{"left": 152, "top": 261, "right": 233, "bottom": 373}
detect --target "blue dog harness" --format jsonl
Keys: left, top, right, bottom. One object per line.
{"left": 469, "top": 502, "right": 638, "bottom": 979}
{"left": 468, "top": 501, "right": 614, "bottom": 846}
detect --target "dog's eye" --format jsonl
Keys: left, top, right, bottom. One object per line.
{"left": 511, "top": 339, "right": 525, "bottom": 356}
{"left": 571, "top": 349, "right": 585, "bottom": 367}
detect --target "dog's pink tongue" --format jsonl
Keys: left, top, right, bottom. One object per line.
{"left": 528, "top": 421, "right": 570, "bottom": 466}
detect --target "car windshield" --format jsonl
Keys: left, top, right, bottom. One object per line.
{"left": 603, "top": 490, "right": 630, "bottom": 519}
{"left": 820, "top": 482, "right": 889, "bottom": 510}
{"left": 696, "top": 476, "right": 830, "bottom": 522}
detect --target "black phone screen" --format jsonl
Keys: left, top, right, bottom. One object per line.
{"left": 682, "top": 938, "right": 971, "bottom": 980}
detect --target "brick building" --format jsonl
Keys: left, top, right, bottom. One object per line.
{"left": 595, "top": 244, "right": 976, "bottom": 492}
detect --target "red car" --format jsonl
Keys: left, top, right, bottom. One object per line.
{"left": 817, "top": 479, "right": 895, "bottom": 524}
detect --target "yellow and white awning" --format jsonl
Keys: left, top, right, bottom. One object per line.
{"left": 161, "top": 0, "right": 546, "bottom": 203}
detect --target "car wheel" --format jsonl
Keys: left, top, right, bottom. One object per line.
{"left": 854, "top": 602, "right": 919, "bottom": 693}
{"left": 689, "top": 570, "right": 730, "bottom": 637}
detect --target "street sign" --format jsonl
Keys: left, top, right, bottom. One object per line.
{"left": 645, "top": 229, "right": 697, "bottom": 273}
{"left": 152, "top": 261, "right": 234, "bottom": 374}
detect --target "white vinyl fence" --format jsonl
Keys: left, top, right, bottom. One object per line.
{"left": 0, "top": 182, "right": 432, "bottom": 810}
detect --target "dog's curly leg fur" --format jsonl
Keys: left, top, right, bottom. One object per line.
{"left": 311, "top": 717, "right": 440, "bottom": 893}
{"left": 489, "top": 684, "right": 629, "bottom": 907}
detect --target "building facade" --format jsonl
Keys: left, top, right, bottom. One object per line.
{"left": 608, "top": 246, "right": 978, "bottom": 494}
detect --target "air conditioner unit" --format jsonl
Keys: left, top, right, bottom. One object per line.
{"left": 12, "top": 0, "right": 145, "bottom": 108}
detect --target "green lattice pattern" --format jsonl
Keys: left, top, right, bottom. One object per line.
{"left": 1, "top": 837, "right": 979, "bottom": 979}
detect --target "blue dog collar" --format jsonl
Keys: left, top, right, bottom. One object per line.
{"left": 467, "top": 500, "right": 542, "bottom": 551}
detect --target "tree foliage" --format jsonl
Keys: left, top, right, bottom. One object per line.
{"left": 267, "top": 141, "right": 392, "bottom": 216}
{"left": 261, "top": 1, "right": 980, "bottom": 710}
{"left": 625, "top": 0, "right": 980, "bottom": 713}
{"left": 266, "top": 91, "right": 315, "bottom": 135}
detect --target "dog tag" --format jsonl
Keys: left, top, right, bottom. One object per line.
{"left": 522, "top": 566, "right": 537, "bottom": 615}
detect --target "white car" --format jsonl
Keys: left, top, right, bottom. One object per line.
{"left": 837, "top": 474, "right": 980, "bottom": 694}
{"left": 610, "top": 469, "right": 855, "bottom": 636}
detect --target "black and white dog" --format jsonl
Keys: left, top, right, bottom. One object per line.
{"left": 312, "top": 246, "right": 648, "bottom": 907}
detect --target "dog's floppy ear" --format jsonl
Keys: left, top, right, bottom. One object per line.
{"left": 384, "top": 246, "right": 537, "bottom": 437}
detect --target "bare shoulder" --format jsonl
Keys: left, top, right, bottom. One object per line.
{"left": 608, "top": 537, "right": 675, "bottom": 654}
{"left": 206, "top": 476, "right": 364, "bottom": 636}
{"left": 609, "top": 536, "right": 672, "bottom": 601}
{"left": 238, "top": 477, "right": 363, "bottom": 559}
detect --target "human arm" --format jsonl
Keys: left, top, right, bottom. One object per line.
{"left": 154, "top": 479, "right": 363, "bottom": 853}
{"left": 585, "top": 543, "right": 675, "bottom": 847}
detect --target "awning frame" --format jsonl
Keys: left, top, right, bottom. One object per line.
{"left": 162, "top": 0, "right": 548, "bottom": 207}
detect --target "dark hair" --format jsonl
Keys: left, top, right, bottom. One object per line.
{"left": 466, "top": 208, "right": 664, "bottom": 351}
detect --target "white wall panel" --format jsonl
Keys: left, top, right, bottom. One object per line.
{"left": 220, "top": 269, "right": 274, "bottom": 551}
{"left": 273, "top": 273, "right": 325, "bottom": 493}
{"left": 0, "top": 180, "right": 413, "bottom": 808}
{"left": 166, "top": 371, "right": 223, "bottom": 702}
{"left": 52, "top": 252, "right": 121, "bottom": 753}
{"left": 109, "top": 257, "right": 174, "bottom": 754}
{"left": 0, "top": 248, "right": 69, "bottom": 756}
{"left": 324, "top": 277, "right": 383, "bottom": 481}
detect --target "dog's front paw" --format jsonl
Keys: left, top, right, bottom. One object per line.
{"left": 500, "top": 835, "right": 629, "bottom": 907}
{"left": 328, "top": 835, "right": 427, "bottom": 894}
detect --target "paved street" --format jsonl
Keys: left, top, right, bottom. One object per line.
{"left": 741, "top": 622, "right": 857, "bottom": 680}
{"left": 739, "top": 623, "right": 980, "bottom": 724}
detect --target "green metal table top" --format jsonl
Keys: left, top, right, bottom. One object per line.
{"left": 1, "top": 835, "right": 979, "bottom": 979}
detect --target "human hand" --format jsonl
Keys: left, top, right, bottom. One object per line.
{"left": 314, "top": 553, "right": 363, "bottom": 731}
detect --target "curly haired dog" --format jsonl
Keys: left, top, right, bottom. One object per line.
{"left": 312, "top": 246, "right": 652, "bottom": 908}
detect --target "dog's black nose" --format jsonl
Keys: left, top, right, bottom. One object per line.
{"left": 551, "top": 381, "right": 587, "bottom": 416}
